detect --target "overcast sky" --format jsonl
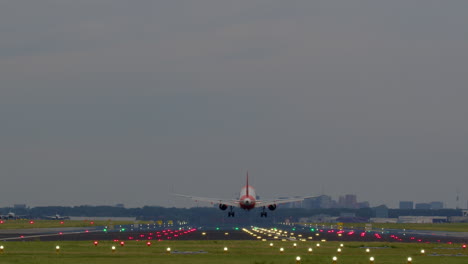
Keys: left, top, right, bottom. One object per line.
{"left": 1, "top": 1, "right": 467, "bottom": 209}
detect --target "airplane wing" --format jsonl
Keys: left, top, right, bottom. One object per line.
{"left": 256, "top": 196, "right": 316, "bottom": 206}
{"left": 174, "top": 194, "right": 240, "bottom": 207}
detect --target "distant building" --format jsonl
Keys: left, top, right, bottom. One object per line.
{"left": 13, "top": 204, "right": 27, "bottom": 209}
{"left": 430, "top": 201, "right": 443, "bottom": 210}
{"left": 398, "top": 216, "right": 447, "bottom": 223}
{"left": 399, "top": 201, "right": 414, "bottom": 209}
{"left": 374, "top": 205, "right": 389, "bottom": 218}
{"left": 338, "top": 194, "right": 358, "bottom": 209}
{"left": 318, "top": 195, "right": 334, "bottom": 208}
{"left": 415, "top": 203, "right": 431, "bottom": 209}
{"left": 358, "top": 201, "right": 370, "bottom": 208}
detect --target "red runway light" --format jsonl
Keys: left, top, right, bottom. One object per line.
{"left": 120, "top": 241, "right": 125, "bottom": 246}
{"left": 147, "top": 241, "right": 151, "bottom": 246}
{"left": 93, "top": 241, "right": 99, "bottom": 246}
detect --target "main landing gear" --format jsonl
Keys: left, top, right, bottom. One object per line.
{"left": 227, "top": 206, "right": 235, "bottom": 217}
{"left": 260, "top": 206, "right": 268, "bottom": 217}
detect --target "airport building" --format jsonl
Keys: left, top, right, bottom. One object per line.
{"left": 415, "top": 203, "right": 431, "bottom": 209}
{"left": 399, "top": 201, "right": 414, "bottom": 209}
{"left": 430, "top": 201, "right": 444, "bottom": 209}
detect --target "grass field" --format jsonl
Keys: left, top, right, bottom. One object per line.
{"left": 0, "top": 240, "right": 467, "bottom": 264}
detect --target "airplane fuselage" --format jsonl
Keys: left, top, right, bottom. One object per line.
{"left": 239, "top": 185, "right": 256, "bottom": 210}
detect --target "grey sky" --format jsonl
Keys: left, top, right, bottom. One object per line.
{"left": 1, "top": 1, "right": 467, "bottom": 208}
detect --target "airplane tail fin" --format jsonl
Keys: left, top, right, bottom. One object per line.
{"left": 246, "top": 171, "right": 249, "bottom": 196}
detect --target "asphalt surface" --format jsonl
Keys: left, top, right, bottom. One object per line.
{"left": 1, "top": 226, "right": 467, "bottom": 244}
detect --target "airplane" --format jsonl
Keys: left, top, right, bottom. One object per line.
{"left": 0, "top": 212, "right": 27, "bottom": 220}
{"left": 42, "top": 214, "right": 70, "bottom": 220}
{"left": 176, "top": 172, "right": 313, "bottom": 217}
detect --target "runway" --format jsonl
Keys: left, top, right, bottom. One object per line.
{"left": 1, "top": 225, "right": 466, "bottom": 244}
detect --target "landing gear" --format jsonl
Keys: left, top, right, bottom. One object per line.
{"left": 260, "top": 206, "right": 268, "bottom": 217}
{"left": 228, "top": 206, "right": 235, "bottom": 217}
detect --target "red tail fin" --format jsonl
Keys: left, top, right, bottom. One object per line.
{"left": 246, "top": 171, "right": 249, "bottom": 196}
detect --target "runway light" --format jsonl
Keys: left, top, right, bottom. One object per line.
{"left": 407, "top": 257, "right": 412, "bottom": 264}
{"left": 111, "top": 246, "right": 116, "bottom": 253}
{"left": 296, "top": 256, "right": 301, "bottom": 264}
{"left": 316, "top": 243, "right": 320, "bottom": 247}
{"left": 280, "top": 247, "right": 284, "bottom": 253}
{"left": 366, "top": 248, "right": 370, "bottom": 254}
{"left": 93, "top": 241, "right": 98, "bottom": 246}
{"left": 370, "top": 256, "right": 375, "bottom": 264}
{"left": 420, "top": 249, "right": 425, "bottom": 255}
{"left": 29, "top": 221, "right": 34, "bottom": 224}
{"left": 0, "top": 245, "right": 4, "bottom": 253}
{"left": 337, "top": 248, "right": 342, "bottom": 254}
{"left": 120, "top": 241, "right": 125, "bottom": 247}
{"left": 147, "top": 241, "right": 151, "bottom": 246}
{"left": 462, "top": 244, "right": 467, "bottom": 249}
{"left": 293, "top": 243, "right": 297, "bottom": 248}
{"left": 308, "top": 248, "right": 313, "bottom": 254}
{"left": 332, "top": 256, "right": 337, "bottom": 264}
{"left": 340, "top": 243, "right": 344, "bottom": 247}
{"left": 270, "top": 243, "right": 274, "bottom": 247}
{"left": 223, "top": 247, "right": 228, "bottom": 253}
{"left": 55, "top": 245, "right": 60, "bottom": 254}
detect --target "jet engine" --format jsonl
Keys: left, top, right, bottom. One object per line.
{"left": 219, "top": 204, "right": 228, "bottom": 211}
{"left": 268, "top": 204, "right": 277, "bottom": 211}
